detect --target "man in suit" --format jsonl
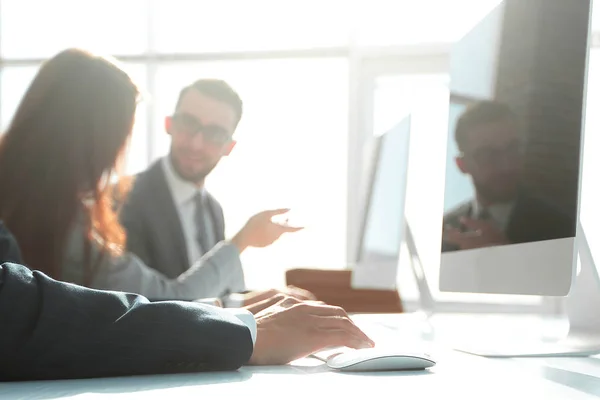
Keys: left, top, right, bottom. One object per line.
{"left": 0, "top": 223, "right": 373, "bottom": 381}
{"left": 442, "top": 101, "right": 575, "bottom": 252}
{"left": 119, "top": 79, "right": 313, "bottom": 307}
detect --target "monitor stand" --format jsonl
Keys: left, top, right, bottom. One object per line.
{"left": 404, "top": 220, "right": 436, "bottom": 339}
{"left": 453, "top": 221, "right": 600, "bottom": 358}
{"left": 405, "top": 220, "right": 435, "bottom": 317}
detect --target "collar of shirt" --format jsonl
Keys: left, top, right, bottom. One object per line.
{"left": 162, "top": 156, "right": 205, "bottom": 207}
{"left": 472, "top": 198, "right": 515, "bottom": 231}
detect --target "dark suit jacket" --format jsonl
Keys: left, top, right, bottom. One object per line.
{"left": 441, "top": 192, "right": 575, "bottom": 252}
{"left": 0, "top": 224, "right": 253, "bottom": 381}
{"left": 119, "top": 161, "right": 226, "bottom": 279}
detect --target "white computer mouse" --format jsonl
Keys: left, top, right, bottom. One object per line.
{"left": 326, "top": 348, "right": 436, "bottom": 372}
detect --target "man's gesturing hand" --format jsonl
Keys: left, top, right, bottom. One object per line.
{"left": 231, "top": 209, "right": 303, "bottom": 252}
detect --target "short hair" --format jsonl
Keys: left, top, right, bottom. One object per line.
{"left": 455, "top": 100, "right": 517, "bottom": 151}
{"left": 175, "top": 79, "right": 243, "bottom": 127}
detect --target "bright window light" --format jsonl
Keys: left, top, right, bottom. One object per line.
{"left": 0, "top": 0, "right": 148, "bottom": 59}
{"left": 152, "top": 58, "right": 349, "bottom": 289}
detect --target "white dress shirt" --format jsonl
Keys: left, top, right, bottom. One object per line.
{"left": 161, "top": 157, "right": 246, "bottom": 306}
{"left": 162, "top": 157, "right": 214, "bottom": 264}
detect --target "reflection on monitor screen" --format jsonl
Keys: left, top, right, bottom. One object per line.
{"left": 359, "top": 116, "right": 411, "bottom": 264}
{"left": 439, "top": 0, "right": 590, "bottom": 296}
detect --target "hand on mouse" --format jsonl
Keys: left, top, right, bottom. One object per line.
{"left": 248, "top": 296, "right": 375, "bottom": 365}
{"left": 230, "top": 209, "right": 303, "bottom": 253}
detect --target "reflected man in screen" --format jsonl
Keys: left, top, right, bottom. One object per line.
{"left": 442, "top": 101, "right": 574, "bottom": 252}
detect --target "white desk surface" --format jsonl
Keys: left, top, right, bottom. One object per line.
{"left": 2, "top": 313, "right": 599, "bottom": 400}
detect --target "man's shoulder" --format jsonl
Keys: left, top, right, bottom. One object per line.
{"left": 518, "top": 193, "right": 574, "bottom": 226}
{"left": 124, "top": 161, "right": 165, "bottom": 198}
{"left": 116, "top": 161, "right": 166, "bottom": 213}
{"left": 511, "top": 191, "right": 577, "bottom": 239}
{"left": 134, "top": 160, "right": 165, "bottom": 189}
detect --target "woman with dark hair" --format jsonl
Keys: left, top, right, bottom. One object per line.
{"left": 0, "top": 48, "right": 249, "bottom": 300}
{"left": 0, "top": 50, "right": 374, "bottom": 379}
{"left": 0, "top": 48, "right": 318, "bottom": 306}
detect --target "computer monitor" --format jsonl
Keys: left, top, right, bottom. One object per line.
{"left": 351, "top": 116, "right": 411, "bottom": 289}
{"left": 439, "top": 0, "right": 591, "bottom": 296}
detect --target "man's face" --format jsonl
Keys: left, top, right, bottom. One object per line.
{"left": 166, "top": 90, "right": 237, "bottom": 184}
{"left": 456, "top": 119, "right": 523, "bottom": 203}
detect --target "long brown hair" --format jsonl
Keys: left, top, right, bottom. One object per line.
{"left": 0, "top": 48, "right": 139, "bottom": 281}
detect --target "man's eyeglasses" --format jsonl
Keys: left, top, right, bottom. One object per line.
{"left": 462, "top": 141, "right": 524, "bottom": 167}
{"left": 171, "top": 113, "right": 232, "bottom": 146}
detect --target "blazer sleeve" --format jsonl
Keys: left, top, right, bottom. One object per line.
{"left": 63, "top": 218, "right": 245, "bottom": 301}
{"left": 91, "top": 242, "right": 246, "bottom": 301}
{"left": 0, "top": 263, "right": 254, "bottom": 381}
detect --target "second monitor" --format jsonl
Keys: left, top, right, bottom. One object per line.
{"left": 351, "top": 116, "right": 411, "bottom": 289}
{"left": 439, "top": 0, "right": 589, "bottom": 296}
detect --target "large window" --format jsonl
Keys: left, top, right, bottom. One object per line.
{"left": 153, "top": 0, "right": 352, "bottom": 53}
{"left": 1, "top": 0, "right": 598, "bottom": 307}
{"left": 0, "top": 0, "right": 149, "bottom": 58}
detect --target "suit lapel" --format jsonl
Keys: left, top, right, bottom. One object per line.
{"left": 506, "top": 192, "right": 529, "bottom": 243}
{"left": 147, "top": 162, "right": 191, "bottom": 270}
{"left": 205, "top": 195, "right": 225, "bottom": 242}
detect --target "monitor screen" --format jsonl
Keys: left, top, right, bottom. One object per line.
{"left": 358, "top": 116, "right": 411, "bottom": 265}
{"left": 439, "top": 0, "right": 591, "bottom": 296}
